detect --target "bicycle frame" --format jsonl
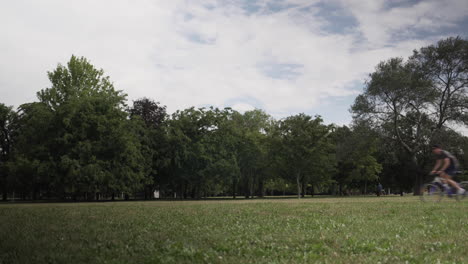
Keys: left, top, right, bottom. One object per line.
{"left": 420, "top": 174, "right": 467, "bottom": 202}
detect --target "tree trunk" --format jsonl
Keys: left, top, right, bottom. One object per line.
{"left": 244, "top": 176, "right": 249, "bottom": 199}
{"left": 296, "top": 173, "right": 301, "bottom": 199}
{"left": 190, "top": 186, "right": 195, "bottom": 199}
{"left": 1, "top": 176, "right": 6, "bottom": 200}
{"left": 411, "top": 154, "right": 423, "bottom": 195}
{"left": 60, "top": 190, "right": 66, "bottom": 201}
{"left": 111, "top": 193, "right": 115, "bottom": 201}
{"left": 183, "top": 184, "right": 188, "bottom": 199}
{"left": 258, "top": 178, "right": 264, "bottom": 198}
{"left": 301, "top": 181, "right": 306, "bottom": 198}
{"left": 232, "top": 178, "right": 237, "bottom": 199}
{"left": 413, "top": 172, "right": 424, "bottom": 195}
{"left": 249, "top": 174, "right": 254, "bottom": 198}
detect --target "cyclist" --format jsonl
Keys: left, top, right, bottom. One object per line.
{"left": 431, "top": 144, "right": 465, "bottom": 195}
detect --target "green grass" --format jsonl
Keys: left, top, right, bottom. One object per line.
{"left": 1, "top": 196, "right": 467, "bottom": 264}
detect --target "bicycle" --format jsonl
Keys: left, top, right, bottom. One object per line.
{"left": 420, "top": 173, "right": 468, "bottom": 202}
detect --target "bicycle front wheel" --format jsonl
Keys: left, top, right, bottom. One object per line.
{"left": 420, "top": 183, "right": 443, "bottom": 202}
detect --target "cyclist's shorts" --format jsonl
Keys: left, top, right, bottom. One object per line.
{"left": 444, "top": 167, "right": 457, "bottom": 177}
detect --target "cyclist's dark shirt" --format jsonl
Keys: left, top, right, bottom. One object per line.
{"left": 436, "top": 150, "right": 459, "bottom": 169}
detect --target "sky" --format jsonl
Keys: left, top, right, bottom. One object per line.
{"left": 1, "top": 0, "right": 467, "bottom": 128}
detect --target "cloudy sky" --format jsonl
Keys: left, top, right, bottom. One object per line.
{"left": 1, "top": 0, "right": 467, "bottom": 126}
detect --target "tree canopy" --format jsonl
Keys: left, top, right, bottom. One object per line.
{"left": 1, "top": 37, "right": 467, "bottom": 200}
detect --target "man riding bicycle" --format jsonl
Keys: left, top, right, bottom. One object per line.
{"left": 431, "top": 144, "right": 465, "bottom": 195}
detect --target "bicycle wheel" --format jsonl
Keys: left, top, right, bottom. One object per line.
{"left": 457, "top": 181, "right": 468, "bottom": 201}
{"left": 420, "top": 183, "right": 443, "bottom": 202}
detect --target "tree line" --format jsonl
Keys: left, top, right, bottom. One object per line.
{"left": 0, "top": 36, "right": 467, "bottom": 201}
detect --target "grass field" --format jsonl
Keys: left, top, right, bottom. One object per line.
{"left": 1, "top": 196, "right": 467, "bottom": 264}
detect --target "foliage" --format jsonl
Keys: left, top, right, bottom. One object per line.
{"left": 352, "top": 37, "right": 468, "bottom": 193}
{"left": 6, "top": 56, "right": 147, "bottom": 199}
{"left": 1, "top": 36, "right": 467, "bottom": 200}
{"left": 333, "top": 123, "right": 382, "bottom": 194}
{"left": 0, "top": 104, "right": 16, "bottom": 200}
{"left": 276, "top": 114, "right": 335, "bottom": 197}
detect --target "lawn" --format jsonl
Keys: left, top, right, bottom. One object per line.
{"left": 0, "top": 196, "right": 467, "bottom": 263}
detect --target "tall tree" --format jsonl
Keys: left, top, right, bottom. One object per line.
{"left": 9, "top": 55, "right": 148, "bottom": 200}
{"left": 333, "top": 123, "right": 382, "bottom": 195}
{"left": 235, "top": 109, "right": 271, "bottom": 198}
{"left": 277, "top": 114, "right": 333, "bottom": 198}
{"left": 205, "top": 108, "right": 242, "bottom": 198}
{"left": 7, "top": 102, "right": 54, "bottom": 200}
{"left": 129, "top": 98, "right": 168, "bottom": 199}
{"left": 129, "top": 98, "right": 167, "bottom": 128}
{"left": 410, "top": 36, "right": 468, "bottom": 129}
{"left": 0, "top": 103, "right": 16, "bottom": 200}
{"left": 167, "top": 107, "right": 216, "bottom": 198}
{"left": 352, "top": 37, "right": 468, "bottom": 193}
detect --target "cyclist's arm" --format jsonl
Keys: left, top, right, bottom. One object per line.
{"left": 439, "top": 158, "right": 451, "bottom": 172}
{"left": 432, "top": 159, "right": 442, "bottom": 172}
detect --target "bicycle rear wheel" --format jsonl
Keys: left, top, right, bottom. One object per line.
{"left": 420, "top": 183, "right": 443, "bottom": 202}
{"left": 458, "top": 181, "right": 468, "bottom": 201}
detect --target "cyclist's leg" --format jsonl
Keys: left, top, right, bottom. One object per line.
{"left": 440, "top": 171, "right": 461, "bottom": 190}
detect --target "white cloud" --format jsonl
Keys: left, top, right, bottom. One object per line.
{"left": 342, "top": 0, "right": 468, "bottom": 47}
{"left": 0, "top": 0, "right": 466, "bottom": 129}
{"left": 231, "top": 102, "right": 256, "bottom": 113}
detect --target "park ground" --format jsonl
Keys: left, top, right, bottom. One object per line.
{"left": 0, "top": 196, "right": 467, "bottom": 264}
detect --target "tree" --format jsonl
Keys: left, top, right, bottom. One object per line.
{"left": 7, "top": 102, "right": 55, "bottom": 200}
{"left": 0, "top": 103, "right": 16, "bottom": 200}
{"left": 167, "top": 107, "right": 217, "bottom": 198}
{"left": 129, "top": 98, "right": 167, "bottom": 128}
{"left": 277, "top": 114, "right": 333, "bottom": 198}
{"left": 333, "top": 123, "right": 382, "bottom": 195}
{"left": 204, "top": 108, "right": 242, "bottom": 198}
{"left": 8, "top": 55, "right": 148, "bottom": 200}
{"left": 352, "top": 37, "right": 468, "bottom": 194}
{"left": 129, "top": 98, "right": 168, "bottom": 199}
{"left": 410, "top": 36, "right": 468, "bottom": 129}
{"left": 234, "top": 109, "right": 271, "bottom": 198}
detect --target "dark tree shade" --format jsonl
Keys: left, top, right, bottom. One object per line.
{"left": 0, "top": 103, "right": 15, "bottom": 200}
{"left": 129, "top": 98, "right": 167, "bottom": 128}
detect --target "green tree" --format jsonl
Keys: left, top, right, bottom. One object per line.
{"left": 352, "top": 37, "right": 468, "bottom": 193}
{"left": 0, "top": 103, "right": 16, "bottom": 200}
{"left": 333, "top": 123, "right": 382, "bottom": 195}
{"left": 234, "top": 109, "right": 271, "bottom": 198}
{"left": 204, "top": 108, "right": 242, "bottom": 198}
{"left": 277, "top": 114, "right": 333, "bottom": 198}
{"left": 410, "top": 36, "right": 468, "bottom": 129}
{"left": 167, "top": 107, "right": 217, "bottom": 198}
{"left": 9, "top": 55, "right": 148, "bottom": 200}
{"left": 7, "top": 102, "right": 54, "bottom": 199}
{"left": 129, "top": 98, "right": 168, "bottom": 199}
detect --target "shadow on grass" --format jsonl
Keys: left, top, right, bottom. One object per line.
{"left": 0, "top": 194, "right": 409, "bottom": 204}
